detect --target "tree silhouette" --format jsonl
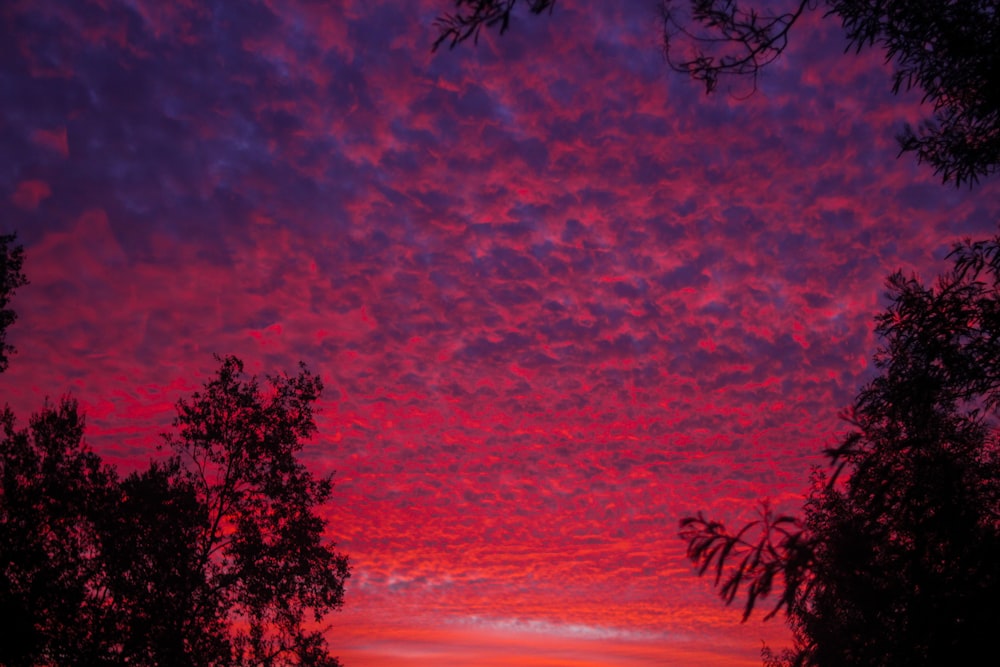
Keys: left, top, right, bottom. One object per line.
{"left": 163, "top": 355, "right": 350, "bottom": 667}
{"left": 0, "top": 233, "right": 28, "bottom": 372}
{"left": 681, "top": 237, "right": 1000, "bottom": 666}
{"left": 0, "top": 356, "right": 350, "bottom": 666}
{"left": 0, "top": 399, "right": 125, "bottom": 665}
{"left": 433, "top": 1, "right": 1000, "bottom": 185}
{"left": 94, "top": 459, "right": 227, "bottom": 666}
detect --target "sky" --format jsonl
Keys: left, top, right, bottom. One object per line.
{"left": 3, "top": 1, "right": 1000, "bottom": 665}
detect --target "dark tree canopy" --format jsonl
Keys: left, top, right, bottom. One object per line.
{"left": 164, "top": 355, "right": 350, "bottom": 667}
{"left": 681, "top": 237, "right": 1000, "bottom": 666}
{"left": 0, "top": 233, "right": 28, "bottom": 372}
{"left": 0, "top": 356, "right": 350, "bottom": 666}
{"left": 434, "top": 0, "right": 1000, "bottom": 185}
{"left": 95, "top": 458, "right": 225, "bottom": 666}
{"left": 0, "top": 400, "right": 115, "bottom": 666}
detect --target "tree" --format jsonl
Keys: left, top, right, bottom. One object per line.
{"left": 0, "top": 356, "right": 350, "bottom": 666}
{"left": 162, "top": 355, "right": 350, "bottom": 667}
{"left": 0, "top": 232, "right": 28, "bottom": 372}
{"left": 94, "top": 459, "right": 227, "bottom": 666}
{"left": 680, "top": 236, "right": 1000, "bottom": 665}
{"left": 433, "top": 1, "right": 1000, "bottom": 185}
{"left": 0, "top": 399, "right": 115, "bottom": 666}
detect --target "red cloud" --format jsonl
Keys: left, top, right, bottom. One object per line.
{"left": 11, "top": 180, "right": 52, "bottom": 210}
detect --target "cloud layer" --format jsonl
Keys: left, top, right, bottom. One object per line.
{"left": 3, "top": 1, "right": 999, "bottom": 663}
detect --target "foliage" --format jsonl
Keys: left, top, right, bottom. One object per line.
{"left": 0, "top": 356, "right": 350, "bottom": 666}
{"left": 433, "top": 0, "right": 556, "bottom": 50}
{"left": 0, "top": 233, "right": 28, "bottom": 372}
{"left": 681, "top": 237, "right": 1000, "bottom": 665}
{"left": 679, "top": 501, "right": 812, "bottom": 623}
{"left": 660, "top": 0, "right": 812, "bottom": 96}
{"left": 661, "top": 0, "right": 1000, "bottom": 185}
{"left": 95, "top": 459, "right": 226, "bottom": 666}
{"left": 0, "top": 400, "right": 114, "bottom": 666}
{"left": 164, "top": 355, "right": 350, "bottom": 667}
{"left": 433, "top": 0, "right": 1000, "bottom": 185}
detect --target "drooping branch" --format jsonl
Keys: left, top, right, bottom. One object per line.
{"left": 680, "top": 501, "right": 814, "bottom": 621}
{"left": 433, "top": 0, "right": 557, "bottom": 50}
{"left": 659, "top": 0, "right": 814, "bottom": 94}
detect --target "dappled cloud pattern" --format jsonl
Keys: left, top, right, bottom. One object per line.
{"left": 3, "top": 1, "right": 1000, "bottom": 664}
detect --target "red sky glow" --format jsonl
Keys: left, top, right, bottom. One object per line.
{"left": 3, "top": 1, "right": 1000, "bottom": 665}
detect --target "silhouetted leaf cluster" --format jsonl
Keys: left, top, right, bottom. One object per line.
{"left": 433, "top": 0, "right": 556, "bottom": 50}
{"left": 0, "top": 233, "right": 27, "bottom": 372}
{"left": 680, "top": 502, "right": 812, "bottom": 622}
{"left": 661, "top": 0, "right": 1000, "bottom": 185}
{"left": 838, "top": 0, "right": 1000, "bottom": 186}
{"left": 681, "top": 237, "right": 1000, "bottom": 666}
{"left": 0, "top": 400, "right": 115, "bottom": 665}
{"left": 0, "top": 355, "right": 350, "bottom": 666}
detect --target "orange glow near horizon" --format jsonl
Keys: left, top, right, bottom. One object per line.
{"left": 328, "top": 608, "right": 785, "bottom": 667}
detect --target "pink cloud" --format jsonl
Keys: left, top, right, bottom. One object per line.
{"left": 31, "top": 127, "right": 68, "bottom": 157}
{"left": 11, "top": 180, "right": 52, "bottom": 210}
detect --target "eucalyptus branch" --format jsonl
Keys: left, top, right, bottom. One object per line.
{"left": 660, "top": 0, "right": 813, "bottom": 94}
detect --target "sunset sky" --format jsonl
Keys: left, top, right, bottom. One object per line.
{"left": 4, "top": 1, "right": 1000, "bottom": 665}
